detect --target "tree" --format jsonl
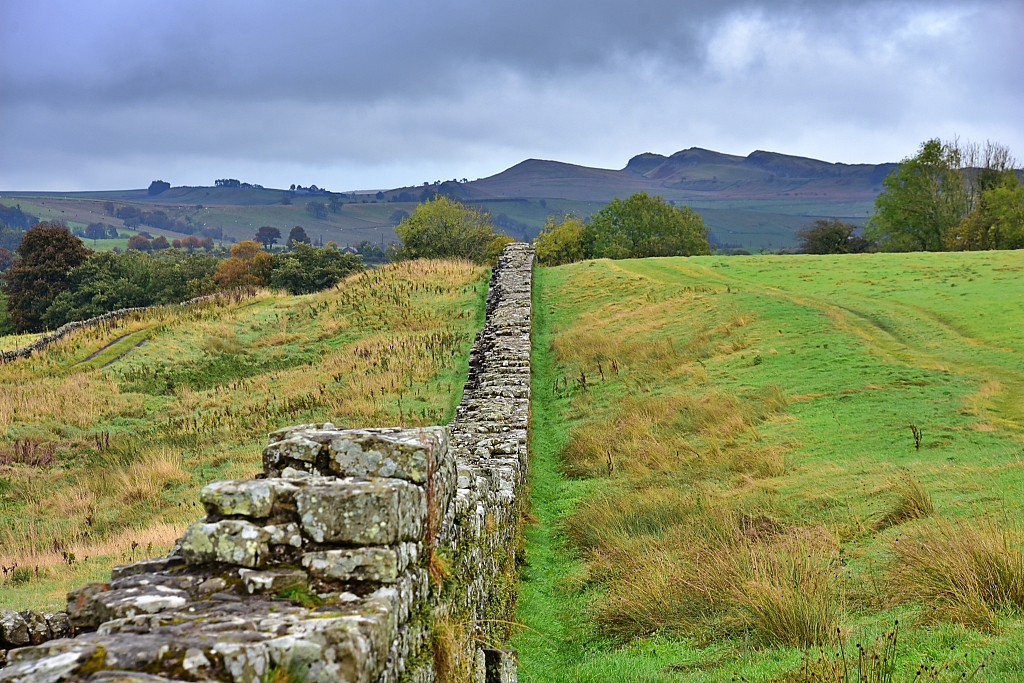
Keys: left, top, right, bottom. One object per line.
{"left": 150, "top": 235, "right": 171, "bottom": 251}
{"left": 127, "top": 235, "right": 152, "bottom": 252}
{"left": 288, "top": 225, "right": 311, "bottom": 245}
{"left": 534, "top": 215, "right": 587, "bottom": 266}
{"left": 148, "top": 180, "right": 171, "bottom": 196}
{"left": 393, "top": 196, "right": 501, "bottom": 264}
{"left": 375, "top": 191, "right": 385, "bottom": 200}
{"left": 866, "top": 139, "right": 970, "bottom": 251}
{"left": 328, "top": 195, "right": 343, "bottom": 213}
{"left": 586, "top": 192, "right": 710, "bottom": 259}
{"left": 0, "top": 247, "right": 13, "bottom": 272}
{"left": 255, "top": 226, "right": 282, "bottom": 249}
{"left": 306, "top": 201, "right": 328, "bottom": 220}
{"left": 796, "top": 218, "right": 871, "bottom": 254}
{"left": 270, "top": 243, "right": 363, "bottom": 294}
{"left": 85, "top": 222, "right": 108, "bottom": 241}
{"left": 944, "top": 170, "right": 1024, "bottom": 251}
{"left": 3, "top": 223, "right": 91, "bottom": 332}
{"left": 181, "top": 235, "right": 203, "bottom": 252}
{"left": 214, "top": 240, "right": 273, "bottom": 288}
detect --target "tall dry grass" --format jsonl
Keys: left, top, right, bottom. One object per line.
{"left": 590, "top": 508, "right": 843, "bottom": 647}
{"left": 873, "top": 474, "right": 934, "bottom": 531}
{"left": 887, "top": 519, "right": 1024, "bottom": 630}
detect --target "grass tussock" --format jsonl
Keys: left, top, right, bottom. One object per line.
{"left": 873, "top": 473, "right": 934, "bottom": 531}
{"left": 561, "top": 387, "right": 789, "bottom": 479}
{"left": 591, "top": 511, "right": 843, "bottom": 647}
{"left": 887, "top": 518, "right": 1024, "bottom": 630}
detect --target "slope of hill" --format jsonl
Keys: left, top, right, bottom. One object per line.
{"left": 0, "top": 260, "right": 487, "bottom": 611}
{"left": 518, "top": 251, "right": 1024, "bottom": 681}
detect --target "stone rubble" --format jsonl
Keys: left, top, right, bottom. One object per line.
{"left": 1, "top": 243, "right": 533, "bottom": 683}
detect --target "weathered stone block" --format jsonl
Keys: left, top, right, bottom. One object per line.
{"left": 20, "top": 610, "right": 49, "bottom": 645}
{"left": 263, "top": 435, "right": 323, "bottom": 470}
{"left": 179, "top": 520, "right": 270, "bottom": 567}
{"left": 200, "top": 479, "right": 277, "bottom": 518}
{"left": 302, "top": 543, "right": 418, "bottom": 583}
{"left": 66, "top": 584, "right": 189, "bottom": 632}
{"left": 0, "top": 608, "right": 29, "bottom": 647}
{"left": 326, "top": 428, "right": 447, "bottom": 484}
{"left": 238, "top": 568, "right": 308, "bottom": 594}
{"left": 296, "top": 479, "right": 424, "bottom": 545}
{"left": 43, "top": 612, "right": 69, "bottom": 640}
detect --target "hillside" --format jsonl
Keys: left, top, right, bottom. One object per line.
{"left": 519, "top": 251, "right": 1024, "bottom": 681}
{"left": 0, "top": 260, "right": 487, "bottom": 610}
{"left": 1, "top": 147, "right": 894, "bottom": 252}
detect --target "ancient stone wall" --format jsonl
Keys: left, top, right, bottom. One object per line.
{"left": 0, "top": 243, "right": 534, "bottom": 683}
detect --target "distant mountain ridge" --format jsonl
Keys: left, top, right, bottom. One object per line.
{"left": 387, "top": 147, "right": 897, "bottom": 204}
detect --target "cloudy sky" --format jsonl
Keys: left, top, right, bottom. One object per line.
{"left": 1, "top": 0, "right": 1021, "bottom": 191}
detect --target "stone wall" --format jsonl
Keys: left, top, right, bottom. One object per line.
{"left": 0, "top": 243, "right": 534, "bottom": 683}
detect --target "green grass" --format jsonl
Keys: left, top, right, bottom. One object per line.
{"left": 0, "top": 259, "right": 487, "bottom": 611}
{"left": 516, "top": 251, "right": 1024, "bottom": 681}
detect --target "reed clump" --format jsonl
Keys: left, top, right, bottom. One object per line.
{"left": 886, "top": 518, "right": 1024, "bottom": 630}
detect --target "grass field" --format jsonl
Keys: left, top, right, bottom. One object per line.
{"left": 0, "top": 259, "right": 487, "bottom": 611}
{"left": 516, "top": 251, "right": 1024, "bottom": 681}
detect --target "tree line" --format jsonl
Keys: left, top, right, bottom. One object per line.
{"left": 798, "top": 138, "right": 1024, "bottom": 255}
{"left": 0, "top": 223, "right": 364, "bottom": 334}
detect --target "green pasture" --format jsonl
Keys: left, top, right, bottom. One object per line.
{"left": 517, "top": 250, "right": 1024, "bottom": 681}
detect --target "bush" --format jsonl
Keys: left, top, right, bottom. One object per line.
{"left": 393, "top": 196, "right": 502, "bottom": 264}
{"left": 796, "top": 218, "right": 871, "bottom": 254}
{"left": 586, "top": 192, "right": 710, "bottom": 259}
{"left": 534, "top": 215, "right": 586, "bottom": 266}
{"left": 270, "top": 243, "right": 363, "bottom": 294}
{"left": 127, "top": 234, "right": 152, "bottom": 252}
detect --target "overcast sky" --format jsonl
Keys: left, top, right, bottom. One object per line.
{"left": 1, "top": 0, "right": 1021, "bottom": 192}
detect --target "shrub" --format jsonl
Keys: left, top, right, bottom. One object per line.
{"left": 270, "top": 243, "right": 363, "bottom": 294}
{"left": 393, "top": 196, "right": 501, "bottom": 264}
{"left": 586, "top": 192, "right": 710, "bottom": 259}
{"left": 534, "top": 215, "right": 586, "bottom": 266}
{"left": 796, "top": 218, "right": 871, "bottom": 254}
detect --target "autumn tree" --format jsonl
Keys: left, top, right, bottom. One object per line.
{"left": 3, "top": 223, "right": 91, "bottom": 332}
{"left": 214, "top": 240, "right": 273, "bottom": 288}
{"left": 127, "top": 235, "right": 152, "bottom": 251}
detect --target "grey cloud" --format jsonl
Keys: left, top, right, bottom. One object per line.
{"left": 0, "top": 0, "right": 1021, "bottom": 190}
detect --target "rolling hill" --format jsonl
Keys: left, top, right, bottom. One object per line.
{"left": 0, "top": 148, "right": 897, "bottom": 251}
